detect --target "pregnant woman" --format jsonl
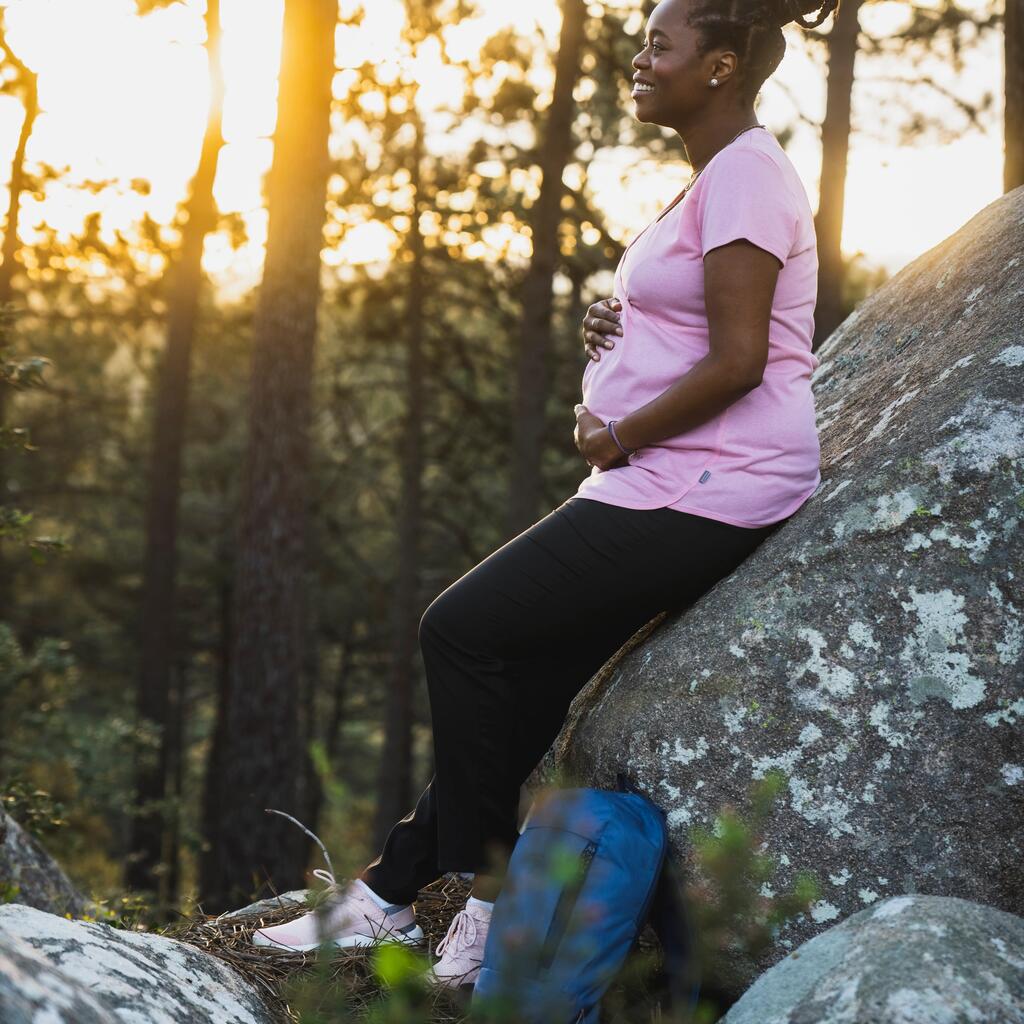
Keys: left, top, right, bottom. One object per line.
{"left": 254, "top": 0, "right": 836, "bottom": 990}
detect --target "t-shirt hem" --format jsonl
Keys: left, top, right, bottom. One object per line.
{"left": 664, "top": 504, "right": 779, "bottom": 529}
{"left": 571, "top": 491, "right": 672, "bottom": 511}
{"left": 573, "top": 479, "right": 819, "bottom": 529}
{"left": 702, "top": 235, "right": 789, "bottom": 267}
{"left": 669, "top": 482, "right": 818, "bottom": 529}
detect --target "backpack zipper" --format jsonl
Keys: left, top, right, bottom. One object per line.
{"left": 538, "top": 840, "right": 599, "bottom": 970}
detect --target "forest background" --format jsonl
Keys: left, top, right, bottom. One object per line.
{"left": 0, "top": 0, "right": 1019, "bottom": 921}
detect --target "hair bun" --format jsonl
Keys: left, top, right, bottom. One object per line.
{"left": 776, "top": 0, "right": 841, "bottom": 28}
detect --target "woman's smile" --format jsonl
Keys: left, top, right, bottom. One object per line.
{"left": 632, "top": 77, "right": 656, "bottom": 99}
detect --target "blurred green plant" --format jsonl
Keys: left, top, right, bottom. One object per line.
{"left": 0, "top": 339, "right": 67, "bottom": 561}
{"left": 0, "top": 881, "right": 21, "bottom": 904}
{"left": 1, "top": 779, "right": 67, "bottom": 837}
{"left": 233, "top": 768, "right": 819, "bottom": 1023}
{"left": 685, "top": 770, "right": 820, "bottom": 997}
{"left": 283, "top": 941, "right": 439, "bottom": 1024}
{"left": 92, "top": 891, "right": 154, "bottom": 931}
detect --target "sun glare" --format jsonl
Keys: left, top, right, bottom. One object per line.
{"left": 0, "top": 0, "right": 1006, "bottom": 292}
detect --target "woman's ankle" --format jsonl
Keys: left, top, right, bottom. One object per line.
{"left": 355, "top": 877, "right": 412, "bottom": 911}
{"left": 469, "top": 872, "right": 503, "bottom": 903}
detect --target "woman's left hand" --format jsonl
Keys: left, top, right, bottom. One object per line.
{"left": 574, "top": 405, "right": 629, "bottom": 471}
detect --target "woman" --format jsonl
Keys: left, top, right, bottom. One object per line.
{"left": 254, "top": 0, "right": 837, "bottom": 990}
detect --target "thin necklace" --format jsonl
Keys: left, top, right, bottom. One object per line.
{"left": 655, "top": 123, "right": 766, "bottom": 224}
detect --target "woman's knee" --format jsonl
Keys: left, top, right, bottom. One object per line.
{"left": 419, "top": 575, "right": 495, "bottom": 662}
{"left": 418, "top": 588, "right": 462, "bottom": 651}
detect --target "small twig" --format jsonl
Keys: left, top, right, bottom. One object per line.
{"left": 264, "top": 808, "right": 335, "bottom": 884}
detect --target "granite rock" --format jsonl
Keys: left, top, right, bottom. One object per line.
{"left": 0, "top": 810, "right": 88, "bottom": 917}
{"left": 0, "top": 934, "right": 116, "bottom": 1023}
{"left": 552, "top": 187, "right": 1024, "bottom": 992}
{"left": 722, "top": 895, "right": 1024, "bottom": 1024}
{"left": 0, "top": 903, "right": 279, "bottom": 1023}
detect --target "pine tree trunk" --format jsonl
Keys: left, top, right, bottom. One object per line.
{"left": 127, "top": 0, "right": 224, "bottom": 899}
{"left": 373, "top": 111, "right": 426, "bottom": 851}
{"left": 200, "top": 0, "right": 336, "bottom": 912}
{"left": 299, "top": 540, "right": 323, "bottom": 841}
{"left": 0, "top": 42, "right": 38, "bottom": 616}
{"left": 162, "top": 661, "right": 185, "bottom": 912}
{"left": 325, "top": 631, "right": 351, "bottom": 764}
{"left": 812, "top": 0, "right": 863, "bottom": 351}
{"left": 199, "top": 568, "right": 232, "bottom": 902}
{"left": 1007, "top": 0, "right": 1024, "bottom": 191}
{"left": 508, "top": 0, "right": 586, "bottom": 536}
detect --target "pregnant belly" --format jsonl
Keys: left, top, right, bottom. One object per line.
{"left": 581, "top": 330, "right": 704, "bottom": 425}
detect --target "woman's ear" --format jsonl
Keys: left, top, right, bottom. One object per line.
{"left": 709, "top": 50, "right": 739, "bottom": 86}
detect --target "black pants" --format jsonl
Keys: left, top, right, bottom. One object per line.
{"left": 359, "top": 496, "right": 779, "bottom": 905}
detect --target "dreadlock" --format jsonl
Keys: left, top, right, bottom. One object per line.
{"left": 686, "top": 0, "right": 841, "bottom": 103}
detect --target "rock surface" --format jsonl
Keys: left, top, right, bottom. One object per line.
{"left": 553, "top": 187, "right": 1024, "bottom": 991}
{"left": 0, "top": 904, "right": 279, "bottom": 1023}
{"left": 220, "top": 888, "right": 307, "bottom": 922}
{"left": 722, "top": 895, "right": 1024, "bottom": 1024}
{"left": 0, "top": 935, "right": 116, "bottom": 1023}
{"left": 0, "top": 810, "right": 88, "bottom": 916}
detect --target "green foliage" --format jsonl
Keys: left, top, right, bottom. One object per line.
{"left": 1, "top": 779, "right": 67, "bottom": 837}
{"left": 685, "top": 771, "right": 820, "bottom": 993}
{"left": 90, "top": 891, "right": 154, "bottom": 931}
{"left": 0, "top": 340, "right": 67, "bottom": 560}
{"left": 281, "top": 942, "right": 438, "bottom": 1024}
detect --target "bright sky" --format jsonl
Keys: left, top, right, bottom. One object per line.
{"left": 0, "top": 0, "right": 1005, "bottom": 298}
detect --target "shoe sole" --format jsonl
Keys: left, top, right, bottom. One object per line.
{"left": 429, "top": 977, "right": 478, "bottom": 991}
{"left": 253, "top": 925, "right": 425, "bottom": 953}
{"left": 427, "top": 968, "right": 480, "bottom": 991}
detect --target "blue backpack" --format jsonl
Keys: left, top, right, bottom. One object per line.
{"left": 471, "top": 773, "right": 698, "bottom": 1023}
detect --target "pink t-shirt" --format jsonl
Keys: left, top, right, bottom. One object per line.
{"left": 575, "top": 128, "right": 821, "bottom": 528}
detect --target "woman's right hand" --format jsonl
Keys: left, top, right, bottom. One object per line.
{"left": 582, "top": 298, "right": 623, "bottom": 361}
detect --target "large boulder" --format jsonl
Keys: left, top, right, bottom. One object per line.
{"left": 0, "top": 904, "right": 279, "bottom": 1023}
{"left": 722, "top": 895, "right": 1024, "bottom": 1024}
{"left": 0, "top": 935, "right": 116, "bottom": 1023}
{"left": 0, "top": 810, "right": 88, "bottom": 916}
{"left": 553, "top": 187, "right": 1024, "bottom": 991}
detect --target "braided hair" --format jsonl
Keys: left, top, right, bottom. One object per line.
{"left": 686, "top": 0, "right": 841, "bottom": 102}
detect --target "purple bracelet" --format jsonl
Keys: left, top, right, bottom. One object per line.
{"left": 607, "top": 420, "right": 635, "bottom": 456}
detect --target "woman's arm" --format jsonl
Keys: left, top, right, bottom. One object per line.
{"left": 575, "top": 239, "right": 779, "bottom": 469}
{"left": 616, "top": 238, "right": 778, "bottom": 449}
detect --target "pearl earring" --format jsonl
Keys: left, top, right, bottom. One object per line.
{"left": 709, "top": 78, "right": 720, "bottom": 87}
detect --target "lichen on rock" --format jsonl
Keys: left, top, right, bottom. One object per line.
{"left": 549, "top": 187, "right": 1024, "bottom": 995}
{"left": 721, "top": 896, "right": 1024, "bottom": 1024}
{"left": 0, "top": 904, "right": 279, "bottom": 1023}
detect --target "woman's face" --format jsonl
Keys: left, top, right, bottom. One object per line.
{"left": 631, "top": 0, "right": 715, "bottom": 129}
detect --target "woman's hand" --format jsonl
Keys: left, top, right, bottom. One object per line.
{"left": 582, "top": 298, "right": 623, "bottom": 361}
{"left": 574, "top": 404, "right": 628, "bottom": 471}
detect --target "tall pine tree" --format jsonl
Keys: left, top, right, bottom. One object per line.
{"left": 202, "top": 0, "right": 337, "bottom": 912}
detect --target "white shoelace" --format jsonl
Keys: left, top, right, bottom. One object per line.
{"left": 311, "top": 868, "right": 338, "bottom": 890}
{"left": 435, "top": 908, "right": 478, "bottom": 958}
{"left": 309, "top": 868, "right": 407, "bottom": 943}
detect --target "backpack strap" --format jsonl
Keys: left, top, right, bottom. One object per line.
{"left": 615, "top": 770, "right": 652, "bottom": 800}
{"left": 648, "top": 853, "right": 701, "bottom": 1015}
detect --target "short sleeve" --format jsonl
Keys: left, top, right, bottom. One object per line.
{"left": 696, "top": 146, "right": 798, "bottom": 267}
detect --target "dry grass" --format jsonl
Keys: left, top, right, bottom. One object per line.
{"left": 170, "top": 873, "right": 673, "bottom": 1024}
{"left": 170, "top": 874, "right": 482, "bottom": 1023}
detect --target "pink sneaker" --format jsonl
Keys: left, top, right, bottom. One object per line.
{"left": 252, "top": 877, "right": 423, "bottom": 952}
{"left": 428, "top": 900, "right": 491, "bottom": 989}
